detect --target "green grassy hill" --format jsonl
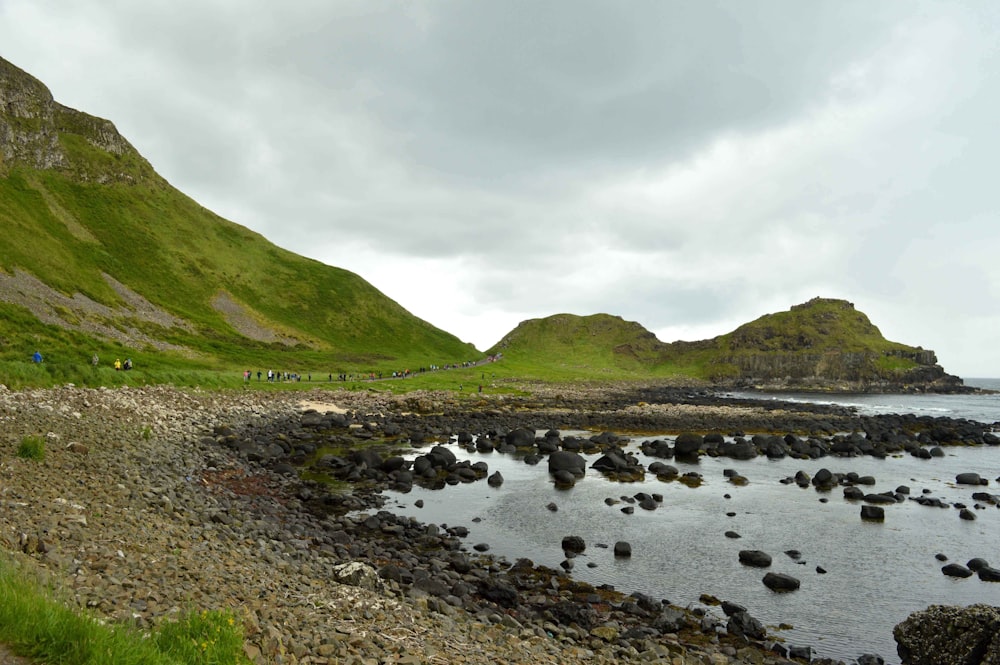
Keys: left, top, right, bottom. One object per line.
{"left": 490, "top": 299, "right": 960, "bottom": 388}
{"left": 0, "top": 57, "right": 477, "bottom": 386}
{"left": 488, "top": 313, "right": 671, "bottom": 380}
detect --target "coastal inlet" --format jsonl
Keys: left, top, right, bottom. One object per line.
{"left": 291, "top": 406, "right": 1000, "bottom": 665}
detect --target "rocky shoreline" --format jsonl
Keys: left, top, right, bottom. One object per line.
{"left": 1, "top": 383, "right": 996, "bottom": 664}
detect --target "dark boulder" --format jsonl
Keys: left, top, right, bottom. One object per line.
{"left": 548, "top": 450, "right": 586, "bottom": 477}
{"left": 941, "top": 564, "right": 973, "bottom": 578}
{"left": 844, "top": 486, "right": 865, "bottom": 500}
{"left": 812, "top": 468, "right": 834, "bottom": 488}
{"left": 548, "top": 600, "right": 596, "bottom": 629}
{"left": 738, "top": 550, "right": 772, "bottom": 568}
{"left": 727, "top": 610, "right": 766, "bottom": 640}
{"left": 487, "top": 471, "right": 504, "bottom": 487}
{"left": 641, "top": 439, "right": 674, "bottom": 458}
{"left": 861, "top": 505, "right": 885, "bottom": 521}
{"left": 724, "top": 441, "right": 757, "bottom": 460}
{"left": 652, "top": 607, "right": 687, "bottom": 633}
{"left": 762, "top": 572, "right": 800, "bottom": 592}
{"left": 478, "top": 579, "right": 519, "bottom": 608}
{"left": 956, "top": 472, "right": 987, "bottom": 486}
{"left": 673, "top": 432, "right": 703, "bottom": 457}
{"left": 857, "top": 655, "right": 885, "bottom": 665}
{"left": 592, "top": 449, "right": 631, "bottom": 473}
{"left": 505, "top": 428, "right": 536, "bottom": 448}
{"left": 561, "top": 535, "right": 586, "bottom": 554}
{"left": 978, "top": 566, "right": 1000, "bottom": 582}
{"left": 381, "top": 456, "right": 406, "bottom": 473}
{"left": 648, "top": 462, "right": 679, "bottom": 479}
{"left": 967, "top": 558, "right": 990, "bottom": 572}
{"left": 721, "top": 600, "right": 747, "bottom": 616}
{"left": 788, "top": 646, "right": 812, "bottom": 661}
{"left": 614, "top": 541, "right": 632, "bottom": 557}
{"left": 427, "top": 445, "right": 457, "bottom": 468}
{"left": 864, "top": 493, "right": 898, "bottom": 505}
{"left": 590, "top": 431, "right": 624, "bottom": 446}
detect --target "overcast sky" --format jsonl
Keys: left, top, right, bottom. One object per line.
{"left": 2, "top": 1, "right": 999, "bottom": 377}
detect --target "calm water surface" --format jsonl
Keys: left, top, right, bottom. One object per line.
{"left": 374, "top": 388, "right": 1000, "bottom": 664}
{"left": 726, "top": 377, "right": 1000, "bottom": 424}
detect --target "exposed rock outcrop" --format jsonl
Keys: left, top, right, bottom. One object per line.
{"left": 893, "top": 604, "right": 1000, "bottom": 665}
{"left": 0, "top": 56, "right": 153, "bottom": 182}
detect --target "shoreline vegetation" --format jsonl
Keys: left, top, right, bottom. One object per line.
{"left": 0, "top": 381, "right": 995, "bottom": 665}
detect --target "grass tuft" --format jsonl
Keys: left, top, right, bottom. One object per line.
{"left": 16, "top": 435, "right": 45, "bottom": 461}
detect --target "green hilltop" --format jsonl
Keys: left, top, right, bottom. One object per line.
{"left": 0, "top": 57, "right": 477, "bottom": 384}
{"left": 490, "top": 299, "right": 963, "bottom": 390}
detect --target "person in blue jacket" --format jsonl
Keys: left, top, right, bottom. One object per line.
{"left": 32, "top": 351, "right": 42, "bottom": 363}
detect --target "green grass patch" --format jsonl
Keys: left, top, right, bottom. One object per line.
{"left": 0, "top": 555, "right": 250, "bottom": 665}
{"left": 16, "top": 435, "right": 45, "bottom": 461}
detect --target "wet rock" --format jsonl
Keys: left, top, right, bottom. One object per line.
{"left": 956, "top": 472, "right": 987, "bottom": 486}
{"left": 978, "top": 566, "right": 1000, "bottom": 582}
{"left": 967, "top": 558, "right": 990, "bottom": 572}
{"left": 812, "top": 468, "right": 835, "bottom": 489}
{"left": 548, "top": 450, "right": 586, "bottom": 477}
{"left": 738, "top": 550, "right": 772, "bottom": 568}
{"left": 861, "top": 505, "right": 885, "bottom": 521}
{"left": 894, "top": 604, "right": 1000, "bottom": 664}
{"left": 857, "top": 655, "right": 885, "bottom": 665}
{"left": 844, "top": 486, "right": 865, "bottom": 500}
{"left": 673, "top": 432, "right": 703, "bottom": 458}
{"left": 727, "top": 610, "right": 766, "bottom": 640}
{"left": 505, "top": 428, "right": 536, "bottom": 448}
{"left": 941, "top": 564, "right": 973, "bottom": 578}
{"left": 762, "top": 572, "right": 800, "bottom": 592}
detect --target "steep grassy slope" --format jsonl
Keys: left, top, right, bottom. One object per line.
{"left": 0, "top": 58, "right": 476, "bottom": 376}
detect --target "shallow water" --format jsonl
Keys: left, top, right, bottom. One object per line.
{"left": 380, "top": 440, "right": 1000, "bottom": 664}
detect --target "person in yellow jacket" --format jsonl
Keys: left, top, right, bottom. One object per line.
{"left": 114, "top": 358, "right": 122, "bottom": 371}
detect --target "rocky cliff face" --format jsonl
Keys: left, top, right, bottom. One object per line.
{"left": 724, "top": 351, "right": 962, "bottom": 385}
{"left": 0, "top": 57, "right": 151, "bottom": 182}
{"left": 710, "top": 298, "right": 967, "bottom": 392}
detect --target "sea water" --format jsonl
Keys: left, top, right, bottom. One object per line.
{"left": 376, "top": 386, "right": 1000, "bottom": 664}
{"left": 724, "top": 378, "right": 1000, "bottom": 425}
